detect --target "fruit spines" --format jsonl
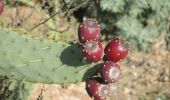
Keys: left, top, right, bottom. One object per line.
{"left": 100, "top": 61, "right": 121, "bottom": 83}
{"left": 78, "top": 18, "right": 101, "bottom": 43}
{"left": 83, "top": 40, "right": 104, "bottom": 62}
{"left": 86, "top": 77, "right": 111, "bottom": 100}
{"left": 104, "top": 38, "right": 129, "bottom": 62}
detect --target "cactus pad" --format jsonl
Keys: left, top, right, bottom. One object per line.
{"left": 0, "top": 29, "right": 100, "bottom": 84}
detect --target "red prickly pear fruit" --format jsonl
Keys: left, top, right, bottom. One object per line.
{"left": 78, "top": 18, "right": 101, "bottom": 43}
{"left": 100, "top": 61, "right": 121, "bottom": 83}
{"left": 83, "top": 40, "right": 104, "bottom": 62}
{"left": 86, "top": 77, "right": 111, "bottom": 100}
{"left": 104, "top": 38, "right": 129, "bottom": 62}
{"left": 0, "top": 0, "right": 4, "bottom": 15}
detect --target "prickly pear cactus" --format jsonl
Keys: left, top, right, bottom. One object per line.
{"left": 0, "top": 28, "right": 100, "bottom": 84}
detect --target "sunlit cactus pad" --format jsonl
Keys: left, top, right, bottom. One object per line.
{"left": 0, "top": 29, "right": 100, "bottom": 84}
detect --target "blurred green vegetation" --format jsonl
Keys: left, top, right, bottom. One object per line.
{"left": 0, "top": 76, "right": 33, "bottom": 100}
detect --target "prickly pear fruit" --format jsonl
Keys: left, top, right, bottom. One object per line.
{"left": 78, "top": 18, "right": 101, "bottom": 43}
{"left": 83, "top": 40, "right": 104, "bottom": 62}
{"left": 100, "top": 61, "right": 121, "bottom": 83}
{"left": 86, "top": 77, "right": 111, "bottom": 100}
{"left": 104, "top": 38, "right": 129, "bottom": 62}
{"left": 0, "top": 0, "right": 4, "bottom": 15}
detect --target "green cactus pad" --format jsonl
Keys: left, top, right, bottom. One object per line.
{"left": 0, "top": 29, "right": 101, "bottom": 84}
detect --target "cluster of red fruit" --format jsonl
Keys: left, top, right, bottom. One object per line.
{"left": 0, "top": 0, "right": 4, "bottom": 15}
{"left": 78, "top": 18, "right": 129, "bottom": 100}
